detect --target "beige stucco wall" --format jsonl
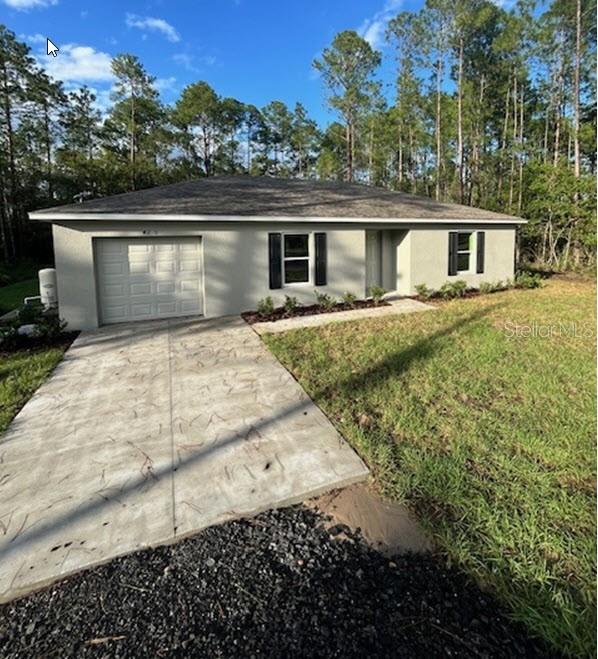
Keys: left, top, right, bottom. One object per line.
{"left": 52, "top": 221, "right": 517, "bottom": 330}
{"left": 52, "top": 221, "right": 367, "bottom": 330}
{"left": 384, "top": 226, "right": 516, "bottom": 295}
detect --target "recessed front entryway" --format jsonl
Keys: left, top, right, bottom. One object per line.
{"left": 95, "top": 237, "right": 204, "bottom": 324}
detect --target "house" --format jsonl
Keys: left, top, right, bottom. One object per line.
{"left": 29, "top": 176, "right": 524, "bottom": 330}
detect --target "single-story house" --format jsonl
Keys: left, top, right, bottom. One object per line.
{"left": 29, "top": 176, "right": 524, "bottom": 330}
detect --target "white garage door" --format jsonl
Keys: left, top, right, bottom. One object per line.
{"left": 96, "top": 237, "right": 203, "bottom": 324}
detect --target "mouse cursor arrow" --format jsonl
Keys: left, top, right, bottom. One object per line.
{"left": 47, "top": 38, "right": 59, "bottom": 57}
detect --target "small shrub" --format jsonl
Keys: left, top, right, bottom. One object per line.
{"left": 439, "top": 280, "right": 467, "bottom": 299}
{"left": 414, "top": 283, "right": 435, "bottom": 300}
{"left": 34, "top": 314, "right": 67, "bottom": 340}
{"left": 479, "top": 280, "right": 506, "bottom": 294}
{"left": 18, "top": 304, "right": 43, "bottom": 324}
{"left": 342, "top": 291, "right": 357, "bottom": 308}
{"left": 257, "top": 296, "right": 275, "bottom": 317}
{"left": 368, "top": 286, "right": 386, "bottom": 305}
{"left": 0, "top": 323, "right": 19, "bottom": 350}
{"left": 514, "top": 271, "right": 543, "bottom": 289}
{"left": 314, "top": 290, "right": 336, "bottom": 311}
{"left": 283, "top": 295, "right": 300, "bottom": 314}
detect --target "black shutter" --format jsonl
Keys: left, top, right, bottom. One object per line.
{"left": 268, "top": 233, "right": 282, "bottom": 289}
{"left": 448, "top": 232, "right": 459, "bottom": 276}
{"left": 315, "top": 233, "right": 327, "bottom": 286}
{"left": 476, "top": 231, "right": 485, "bottom": 274}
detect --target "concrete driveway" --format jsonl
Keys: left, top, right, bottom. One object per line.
{"left": 0, "top": 317, "right": 367, "bottom": 603}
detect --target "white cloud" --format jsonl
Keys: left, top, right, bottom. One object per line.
{"left": 155, "top": 76, "right": 177, "bottom": 93}
{"left": 173, "top": 53, "right": 195, "bottom": 71}
{"left": 173, "top": 52, "right": 216, "bottom": 73}
{"left": 19, "top": 32, "right": 47, "bottom": 44}
{"left": 40, "top": 44, "right": 114, "bottom": 84}
{"left": 358, "top": 0, "right": 402, "bottom": 49}
{"left": 2, "top": 0, "right": 57, "bottom": 10}
{"left": 489, "top": 0, "right": 517, "bottom": 7}
{"left": 125, "top": 13, "right": 180, "bottom": 43}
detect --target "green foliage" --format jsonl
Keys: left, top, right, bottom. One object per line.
{"left": 439, "top": 280, "right": 468, "bottom": 299}
{"left": 522, "top": 160, "right": 597, "bottom": 268}
{"left": 17, "top": 304, "right": 42, "bottom": 324}
{"left": 368, "top": 286, "right": 386, "bottom": 304}
{"left": 479, "top": 280, "right": 506, "bottom": 294}
{"left": 34, "top": 314, "right": 67, "bottom": 340}
{"left": 314, "top": 291, "right": 336, "bottom": 310}
{"left": 283, "top": 295, "right": 300, "bottom": 314}
{"left": 414, "top": 283, "right": 435, "bottom": 300}
{"left": 342, "top": 291, "right": 357, "bottom": 307}
{"left": 256, "top": 296, "right": 275, "bottom": 317}
{"left": 514, "top": 271, "right": 543, "bottom": 289}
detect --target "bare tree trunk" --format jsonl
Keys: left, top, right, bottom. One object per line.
{"left": 408, "top": 127, "right": 416, "bottom": 193}
{"left": 497, "top": 74, "right": 511, "bottom": 202}
{"left": 553, "top": 44, "right": 563, "bottom": 168}
{"left": 368, "top": 119, "right": 374, "bottom": 184}
{"left": 456, "top": 36, "right": 464, "bottom": 204}
{"left": 573, "top": 0, "right": 581, "bottom": 179}
{"left": 471, "top": 74, "right": 485, "bottom": 206}
{"left": 0, "top": 59, "right": 18, "bottom": 262}
{"left": 542, "top": 105, "right": 552, "bottom": 164}
{"left": 517, "top": 87, "right": 524, "bottom": 214}
{"left": 345, "top": 120, "right": 354, "bottom": 182}
{"left": 43, "top": 101, "right": 53, "bottom": 202}
{"left": 435, "top": 56, "right": 442, "bottom": 200}
{"left": 508, "top": 77, "right": 517, "bottom": 212}
{"left": 397, "top": 127, "right": 403, "bottom": 187}
{"left": 130, "top": 92, "right": 136, "bottom": 190}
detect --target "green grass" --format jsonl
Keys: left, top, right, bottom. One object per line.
{"left": 0, "top": 278, "right": 38, "bottom": 315}
{"left": 0, "top": 347, "right": 67, "bottom": 434}
{"left": 264, "top": 277, "right": 596, "bottom": 657}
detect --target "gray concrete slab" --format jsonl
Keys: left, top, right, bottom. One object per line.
{"left": 252, "top": 298, "right": 434, "bottom": 334}
{"left": 0, "top": 316, "right": 367, "bottom": 603}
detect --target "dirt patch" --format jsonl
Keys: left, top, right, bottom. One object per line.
{"left": 308, "top": 483, "right": 432, "bottom": 556}
{"left": 242, "top": 299, "right": 389, "bottom": 324}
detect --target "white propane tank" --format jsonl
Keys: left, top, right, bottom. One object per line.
{"left": 39, "top": 268, "right": 58, "bottom": 309}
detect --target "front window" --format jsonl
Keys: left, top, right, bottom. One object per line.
{"left": 457, "top": 232, "right": 473, "bottom": 272}
{"left": 283, "top": 234, "right": 310, "bottom": 284}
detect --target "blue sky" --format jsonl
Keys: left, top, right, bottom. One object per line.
{"left": 0, "top": 0, "right": 432, "bottom": 125}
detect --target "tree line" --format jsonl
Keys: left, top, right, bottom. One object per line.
{"left": 0, "top": 0, "right": 596, "bottom": 268}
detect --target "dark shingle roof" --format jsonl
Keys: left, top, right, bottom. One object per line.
{"left": 30, "top": 176, "right": 522, "bottom": 222}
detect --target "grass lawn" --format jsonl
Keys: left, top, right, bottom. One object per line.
{"left": 0, "top": 278, "right": 39, "bottom": 315}
{"left": 264, "top": 277, "right": 596, "bottom": 657}
{"left": 0, "top": 347, "right": 68, "bottom": 434}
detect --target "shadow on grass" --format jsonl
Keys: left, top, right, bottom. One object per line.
{"left": 0, "top": 305, "right": 497, "bottom": 585}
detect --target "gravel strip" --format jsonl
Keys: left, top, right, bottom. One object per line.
{"left": 0, "top": 506, "right": 553, "bottom": 658}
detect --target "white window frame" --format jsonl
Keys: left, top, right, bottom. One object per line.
{"left": 282, "top": 232, "right": 313, "bottom": 287}
{"left": 456, "top": 231, "right": 476, "bottom": 274}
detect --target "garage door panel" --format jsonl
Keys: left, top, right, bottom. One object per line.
{"left": 180, "top": 260, "right": 201, "bottom": 272}
{"left": 181, "top": 299, "right": 201, "bottom": 313}
{"left": 130, "top": 282, "right": 152, "bottom": 296}
{"left": 156, "top": 281, "right": 176, "bottom": 294}
{"left": 103, "top": 305, "right": 128, "bottom": 322}
{"left": 156, "top": 261, "right": 175, "bottom": 273}
{"left": 96, "top": 238, "right": 203, "bottom": 324}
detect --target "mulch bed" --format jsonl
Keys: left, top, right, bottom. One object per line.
{"left": 242, "top": 300, "right": 389, "bottom": 324}
{"left": 0, "top": 331, "right": 79, "bottom": 357}
{"left": 0, "top": 506, "right": 554, "bottom": 658}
